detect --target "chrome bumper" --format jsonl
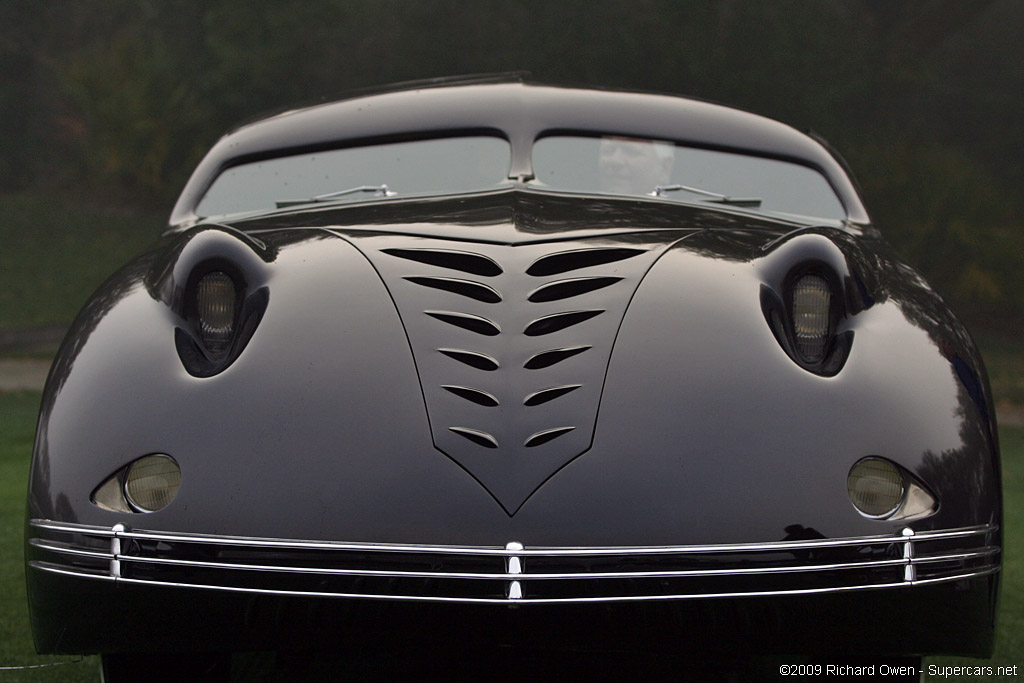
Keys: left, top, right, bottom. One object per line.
{"left": 28, "top": 520, "right": 1000, "bottom": 604}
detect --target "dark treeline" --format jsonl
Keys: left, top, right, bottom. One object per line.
{"left": 2, "top": 0, "right": 1022, "bottom": 330}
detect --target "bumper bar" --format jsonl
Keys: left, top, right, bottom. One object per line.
{"left": 28, "top": 520, "right": 1000, "bottom": 604}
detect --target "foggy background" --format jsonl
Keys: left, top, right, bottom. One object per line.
{"left": 2, "top": 0, "right": 1022, "bottom": 336}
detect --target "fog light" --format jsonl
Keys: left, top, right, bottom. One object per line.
{"left": 124, "top": 455, "right": 181, "bottom": 512}
{"left": 848, "top": 457, "right": 905, "bottom": 518}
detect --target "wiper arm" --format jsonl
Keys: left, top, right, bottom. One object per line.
{"left": 275, "top": 184, "right": 395, "bottom": 208}
{"left": 651, "top": 184, "right": 762, "bottom": 208}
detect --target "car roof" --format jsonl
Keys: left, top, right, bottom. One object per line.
{"left": 170, "top": 78, "right": 869, "bottom": 226}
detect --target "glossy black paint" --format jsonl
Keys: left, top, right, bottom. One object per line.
{"left": 26, "top": 81, "right": 1000, "bottom": 659}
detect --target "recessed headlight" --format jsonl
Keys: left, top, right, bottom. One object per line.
{"left": 197, "top": 271, "right": 236, "bottom": 351}
{"left": 123, "top": 455, "right": 181, "bottom": 512}
{"left": 847, "top": 457, "right": 905, "bottom": 518}
{"left": 792, "top": 274, "right": 831, "bottom": 363}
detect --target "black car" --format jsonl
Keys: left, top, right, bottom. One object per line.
{"left": 26, "top": 76, "right": 1001, "bottom": 680}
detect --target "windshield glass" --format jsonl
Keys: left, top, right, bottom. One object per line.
{"left": 531, "top": 135, "right": 846, "bottom": 221}
{"left": 196, "top": 136, "right": 511, "bottom": 217}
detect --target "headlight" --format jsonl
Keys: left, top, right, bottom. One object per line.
{"left": 791, "top": 273, "right": 831, "bottom": 363}
{"left": 90, "top": 454, "right": 182, "bottom": 513}
{"left": 196, "top": 271, "right": 237, "bottom": 352}
{"left": 123, "top": 455, "right": 181, "bottom": 512}
{"left": 847, "top": 457, "right": 905, "bottom": 518}
{"left": 168, "top": 229, "right": 272, "bottom": 377}
{"left": 847, "top": 457, "right": 938, "bottom": 521}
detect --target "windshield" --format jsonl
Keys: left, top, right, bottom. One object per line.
{"left": 196, "top": 136, "right": 511, "bottom": 217}
{"left": 531, "top": 135, "right": 846, "bottom": 221}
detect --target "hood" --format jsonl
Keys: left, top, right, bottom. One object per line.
{"left": 226, "top": 191, "right": 817, "bottom": 514}
{"left": 32, "top": 189, "right": 997, "bottom": 544}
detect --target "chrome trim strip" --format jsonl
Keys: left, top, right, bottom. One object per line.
{"left": 110, "top": 523, "right": 124, "bottom": 579}
{"left": 126, "top": 531, "right": 507, "bottom": 554}
{"left": 909, "top": 569, "right": 1001, "bottom": 587}
{"left": 28, "top": 539, "right": 112, "bottom": 560}
{"left": 109, "top": 554, "right": 913, "bottom": 579}
{"left": 912, "top": 548, "right": 1000, "bottom": 563}
{"left": 28, "top": 546, "right": 994, "bottom": 582}
{"left": 912, "top": 527, "right": 997, "bottom": 540}
{"left": 27, "top": 520, "right": 997, "bottom": 556}
{"left": 30, "top": 520, "right": 116, "bottom": 537}
{"left": 28, "top": 563, "right": 1000, "bottom": 604}
{"left": 903, "top": 527, "right": 915, "bottom": 582}
{"left": 29, "top": 540, "right": 995, "bottom": 579}
{"left": 30, "top": 562, "right": 116, "bottom": 581}
{"left": 27, "top": 520, "right": 999, "bottom": 604}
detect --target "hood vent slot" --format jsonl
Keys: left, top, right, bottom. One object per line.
{"left": 526, "top": 247, "right": 645, "bottom": 276}
{"left": 528, "top": 276, "right": 622, "bottom": 302}
{"left": 426, "top": 311, "right": 501, "bottom": 336}
{"left": 524, "top": 346, "right": 591, "bottom": 369}
{"left": 524, "top": 426, "right": 576, "bottom": 448}
{"left": 523, "top": 384, "right": 581, "bottom": 406}
{"left": 383, "top": 248, "right": 502, "bottom": 276}
{"left": 449, "top": 427, "right": 499, "bottom": 449}
{"left": 442, "top": 385, "right": 500, "bottom": 407}
{"left": 525, "top": 310, "right": 602, "bottom": 336}
{"left": 405, "top": 276, "right": 502, "bottom": 303}
{"left": 439, "top": 348, "right": 499, "bottom": 371}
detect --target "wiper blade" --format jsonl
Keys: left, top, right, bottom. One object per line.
{"left": 651, "top": 184, "right": 762, "bottom": 208}
{"left": 275, "top": 184, "right": 395, "bottom": 208}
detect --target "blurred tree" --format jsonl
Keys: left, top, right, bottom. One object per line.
{"left": 61, "top": 29, "right": 212, "bottom": 201}
{"left": 850, "top": 140, "right": 1016, "bottom": 308}
{"left": 0, "top": 1, "right": 70, "bottom": 189}
{"left": 0, "top": 0, "right": 1020, "bottom": 328}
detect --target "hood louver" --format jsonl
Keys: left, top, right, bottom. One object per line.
{"left": 359, "top": 237, "right": 667, "bottom": 514}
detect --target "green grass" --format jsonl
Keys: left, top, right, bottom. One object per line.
{"left": 1, "top": 390, "right": 1021, "bottom": 679}
{"left": 924, "top": 426, "right": 1024, "bottom": 681}
{"left": 0, "top": 193, "right": 163, "bottom": 330}
{"left": 0, "top": 391, "right": 97, "bottom": 680}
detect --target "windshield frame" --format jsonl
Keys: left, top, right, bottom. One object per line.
{"left": 170, "top": 84, "right": 872, "bottom": 230}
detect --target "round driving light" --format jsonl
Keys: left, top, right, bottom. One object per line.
{"left": 197, "top": 271, "right": 236, "bottom": 351}
{"left": 792, "top": 274, "right": 831, "bottom": 362}
{"left": 123, "top": 454, "right": 181, "bottom": 512}
{"left": 847, "top": 458, "right": 905, "bottom": 518}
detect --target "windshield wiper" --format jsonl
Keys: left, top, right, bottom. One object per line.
{"left": 651, "top": 184, "right": 762, "bottom": 208}
{"left": 275, "top": 184, "right": 395, "bottom": 208}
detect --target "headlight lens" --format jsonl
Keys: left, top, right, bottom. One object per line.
{"left": 124, "top": 454, "right": 181, "bottom": 512}
{"left": 847, "top": 457, "right": 905, "bottom": 518}
{"left": 791, "top": 274, "right": 831, "bottom": 362}
{"left": 197, "top": 271, "right": 236, "bottom": 351}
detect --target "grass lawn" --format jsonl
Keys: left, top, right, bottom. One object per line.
{"left": 0, "top": 389, "right": 1021, "bottom": 680}
{"left": 0, "top": 193, "right": 163, "bottom": 331}
{"left": 0, "top": 391, "right": 97, "bottom": 681}
{"left": 925, "top": 425, "right": 1024, "bottom": 681}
